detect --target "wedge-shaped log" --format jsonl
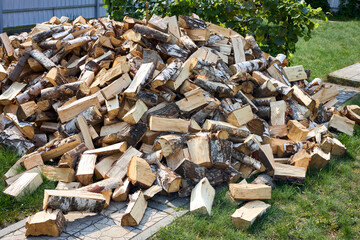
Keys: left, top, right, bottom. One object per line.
{"left": 133, "top": 24, "right": 171, "bottom": 42}
{"left": 101, "top": 73, "right": 131, "bottom": 100}
{"left": 156, "top": 162, "right": 182, "bottom": 193}
{"left": 122, "top": 100, "right": 148, "bottom": 124}
{"left": 143, "top": 185, "right": 163, "bottom": 200}
{"left": 273, "top": 163, "right": 306, "bottom": 183}
{"left": 231, "top": 200, "right": 271, "bottom": 230}
{"left": 77, "top": 116, "right": 95, "bottom": 149}
{"left": 76, "top": 154, "right": 97, "bottom": 186}
{"left": 309, "top": 147, "right": 330, "bottom": 169}
{"left": 328, "top": 114, "right": 355, "bottom": 136}
{"left": 0, "top": 82, "right": 26, "bottom": 105}
{"left": 124, "top": 63, "right": 155, "bottom": 97}
{"left": 23, "top": 152, "right": 44, "bottom": 170}
{"left": 121, "top": 190, "right": 147, "bottom": 226}
{"left": 112, "top": 177, "right": 131, "bottom": 202}
{"left": 190, "top": 177, "right": 215, "bottom": 215}
{"left": 41, "top": 166, "right": 75, "bottom": 183}
{"left": 166, "top": 148, "right": 190, "bottom": 170}
{"left": 229, "top": 183, "right": 271, "bottom": 200}
{"left": 270, "top": 100, "right": 286, "bottom": 126}
{"left": 291, "top": 85, "right": 315, "bottom": 111}
{"left": 40, "top": 135, "right": 81, "bottom": 161}
{"left": 287, "top": 120, "right": 309, "bottom": 142}
{"left": 289, "top": 149, "right": 311, "bottom": 169}
{"left": 187, "top": 133, "right": 212, "bottom": 167}
{"left": 3, "top": 172, "right": 43, "bottom": 199}
{"left": 128, "top": 156, "right": 156, "bottom": 188}
{"left": 321, "top": 137, "right": 346, "bottom": 157}
{"left": 95, "top": 153, "right": 122, "bottom": 179}
{"left": 106, "top": 147, "right": 143, "bottom": 179}
{"left": 43, "top": 189, "right": 106, "bottom": 213}
{"left": 102, "top": 122, "right": 147, "bottom": 146}
{"left": 226, "top": 105, "right": 253, "bottom": 127}
{"left": 25, "top": 209, "right": 66, "bottom": 237}
{"left": 151, "top": 59, "right": 182, "bottom": 89}
{"left": 158, "top": 134, "right": 186, "bottom": 157}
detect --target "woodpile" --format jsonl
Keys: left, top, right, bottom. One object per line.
{"left": 0, "top": 13, "right": 356, "bottom": 234}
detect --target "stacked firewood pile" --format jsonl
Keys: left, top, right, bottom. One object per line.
{"left": 1, "top": 13, "right": 359, "bottom": 236}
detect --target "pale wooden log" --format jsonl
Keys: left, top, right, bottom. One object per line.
{"left": 25, "top": 209, "right": 66, "bottom": 237}
{"left": 0, "top": 32, "right": 14, "bottom": 57}
{"left": 106, "top": 147, "right": 143, "bottom": 179}
{"left": 158, "top": 134, "right": 186, "bottom": 157}
{"left": 30, "top": 49, "right": 56, "bottom": 70}
{"left": 166, "top": 148, "right": 190, "bottom": 171}
{"left": 233, "top": 134, "right": 260, "bottom": 155}
{"left": 255, "top": 144, "right": 276, "bottom": 175}
{"left": 184, "top": 28, "right": 210, "bottom": 41}
{"left": 287, "top": 120, "right": 309, "bottom": 142}
{"left": 232, "top": 150, "right": 261, "bottom": 170}
{"left": 76, "top": 154, "right": 97, "bottom": 186}
{"left": 3, "top": 172, "right": 43, "bottom": 199}
{"left": 105, "top": 97, "right": 120, "bottom": 120}
{"left": 231, "top": 200, "right": 271, "bottom": 230}
{"left": 40, "top": 82, "right": 81, "bottom": 101}
{"left": 133, "top": 24, "right": 171, "bottom": 42}
{"left": 128, "top": 156, "right": 156, "bottom": 189}
{"left": 226, "top": 105, "right": 253, "bottom": 127}
{"left": 101, "top": 73, "right": 131, "bottom": 100}
{"left": 341, "top": 105, "right": 360, "bottom": 125}
{"left": 194, "top": 76, "right": 232, "bottom": 96}
{"left": 40, "top": 134, "right": 81, "bottom": 161}
{"left": 175, "top": 88, "right": 210, "bottom": 112}
{"left": 149, "top": 116, "right": 189, "bottom": 133}
{"left": 112, "top": 177, "right": 131, "bottom": 202}
{"left": 143, "top": 150, "right": 163, "bottom": 165}
{"left": 58, "top": 143, "right": 88, "bottom": 168}
{"left": 84, "top": 142, "right": 127, "bottom": 156}
{"left": 309, "top": 147, "right": 330, "bottom": 169}
{"left": 203, "top": 119, "right": 250, "bottom": 138}
{"left": 56, "top": 182, "right": 82, "bottom": 190}
{"left": 19, "top": 101, "right": 38, "bottom": 119}
{"left": 180, "top": 35, "right": 198, "bottom": 53}
{"left": 169, "top": 47, "right": 208, "bottom": 90}
{"left": 190, "top": 177, "right": 215, "bottom": 215}
{"left": 23, "top": 152, "right": 44, "bottom": 170}
{"left": 43, "top": 189, "right": 106, "bottom": 213}
{"left": 57, "top": 94, "right": 99, "bottom": 123}
{"left": 94, "top": 153, "right": 122, "bottom": 179}
{"left": 0, "top": 81, "right": 27, "bottom": 105}
{"left": 232, "top": 37, "right": 246, "bottom": 63}
{"left": 179, "top": 15, "right": 207, "bottom": 29}
{"left": 191, "top": 101, "right": 220, "bottom": 125}
{"left": 38, "top": 39, "right": 62, "bottom": 50}
{"left": 230, "top": 59, "right": 264, "bottom": 75}
{"left": 148, "top": 14, "right": 168, "bottom": 32}
{"left": 122, "top": 100, "right": 148, "bottom": 124}
{"left": 289, "top": 149, "right": 311, "bottom": 169}
{"left": 157, "top": 42, "right": 189, "bottom": 59}
{"left": 5, "top": 166, "right": 41, "bottom": 186}
{"left": 143, "top": 185, "right": 162, "bottom": 200}
{"left": 269, "top": 125, "right": 288, "bottom": 138}
{"left": 229, "top": 183, "right": 271, "bottom": 200}
{"left": 270, "top": 100, "right": 286, "bottom": 126}
{"left": 156, "top": 162, "right": 182, "bottom": 193}
{"left": 187, "top": 133, "right": 212, "bottom": 167}
{"left": 282, "top": 65, "right": 307, "bottom": 82}
{"left": 121, "top": 190, "right": 147, "bottom": 226}
{"left": 151, "top": 60, "right": 182, "bottom": 89}
{"left": 41, "top": 165, "right": 75, "bottom": 182}
{"left": 64, "top": 36, "right": 92, "bottom": 51}
{"left": 273, "top": 162, "right": 306, "bottom": 183}
{"left": 78, "top": 177, "right": 123, "bottom": 193}
{"left": 330, "top": 138, "right": 346, "bottom": 157}
{"left": 328, "top": 114, "right": 355, "bottom": 136}
{"left": 124, "top": 62, "right": 155, "bottom": 97}
{"left": 292, "top": 85, "right": 315, "bottom": 111}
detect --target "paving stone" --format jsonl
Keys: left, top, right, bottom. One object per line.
{"left": 166, "top": 197, "right": 190, "bottom": 209}
{"left": 64, "top": 213, "right": 104, "bottom": 235}
{"left": 0, "top": 226, "right": 73, "bottom": 240}
{"left": 151, "top": 193, "right": 176, "bottom": 205}
{"left": 101, "top": 201, "right": 128, "bottom": 216}
{"left": 328, "top": 63, "right": 360, "bottom": 87}
{"left": 73, "top": 216, "right": 131, "bottom": 240}
{"left": 135, "top": 207, "right": 168, "bottom": 231}
{"left": 147, "top": 200, "right": 176, "bottom": 215}
{"left": 108, "top": 211, "right": 142, "bottom": 235}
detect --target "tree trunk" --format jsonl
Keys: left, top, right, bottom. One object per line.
{"left": 30, "top": 50, "right": 56, "bottom": 70}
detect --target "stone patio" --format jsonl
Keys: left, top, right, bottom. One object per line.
{"left": 0, "top": 195, "right": 189, "bottom": 240}
{"left": 328, "top": 63, "right": 360, "bottom": 87}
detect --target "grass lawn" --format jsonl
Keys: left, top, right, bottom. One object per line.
{"left": 153, "top": 20, "right": 360, "bottom": 239}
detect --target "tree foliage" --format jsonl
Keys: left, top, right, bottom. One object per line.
{"left": 103, "top": 0, "right": 327, "bottom": 55}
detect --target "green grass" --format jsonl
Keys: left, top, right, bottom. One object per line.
{"left": 153, "top": 20, "right": 360, "bottom": 240}
{"left": 0, "top": 148, "right": 56, "bottom": 229}
{"left": 291, "top": 20, "right": 360, "bottom": 80}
